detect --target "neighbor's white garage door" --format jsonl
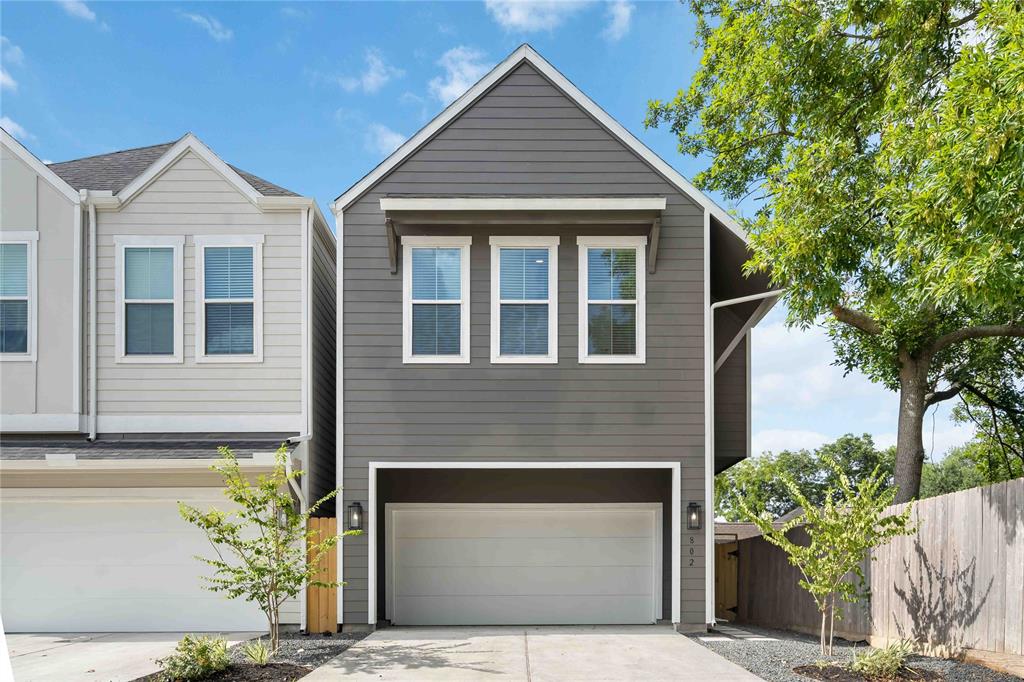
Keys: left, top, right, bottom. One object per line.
{"left": 1, "top": 488, "right": 265, "bottom": 632}
{"left": 386, "top": 504, "right": 661, "bottom": 625}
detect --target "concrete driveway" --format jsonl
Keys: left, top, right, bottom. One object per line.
{"left": 6, "top": 632, "right": 259, "bottom": 682}
{"left": 305, "top": 625, "right": 763, "bottom": 681}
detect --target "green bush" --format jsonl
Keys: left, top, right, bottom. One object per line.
{"left": 241, "top": 638, "right": 271, "bottom": 666}
{"left": 157, "top": 634, "right": 230, "bottom": 681}
{"left": 849, "top": 640, "right": 914, "bottom": 680}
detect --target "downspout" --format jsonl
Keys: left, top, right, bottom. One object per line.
{"left": 87, "top": 195, "right": 98, "bottom": 441}
{"left": 704, "top": 285, "right": 783, "bottom": 625}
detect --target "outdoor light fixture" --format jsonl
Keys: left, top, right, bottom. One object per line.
{"left": 686, "top": 502, "right": 703, "bottom": 531}
{"left": 347, "top": 502, "right": 364, "bottom": 531}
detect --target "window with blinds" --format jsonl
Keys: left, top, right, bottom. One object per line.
{"left": 203, "top": 246, "right": 254, "bottom": 355}
{"left": 124, "top": 247, "right": 174, "bottom": 355}
{"left": 0, "top": 242, "right": 29, "bottom": 354}
{"left": 578, "top": 237, "right": 646, "bottom": 363}
{"left": 490, "top": 238, "right": 558, "bottom": 363}
{"left": 411, "top": 247, "right": 462, "bottom": 356}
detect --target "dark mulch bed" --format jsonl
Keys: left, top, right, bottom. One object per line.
{"left": 795, "top": 664, "right": 944, "bottom": 681}
{"left": 136, "top": 662, "right": 307, "bottom": 682}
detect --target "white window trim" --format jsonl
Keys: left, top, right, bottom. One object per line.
{"left": 113, "top": 235, "right": 184, "bottom": 364}
{"left": 401, "top": 235, "right": 471, "bottom": 364}
{"left": 577, "top": 235, "right": 647, "bottom": 364}
{"left": 0, "top": 231, "right": 39, "bottom": 362}
{"left": 489, "top": 235, "right": 559, "bottom": 364}
{"left": 193, "top": 234, "right": 265, "bottom": 363}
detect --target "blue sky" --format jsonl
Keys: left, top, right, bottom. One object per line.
{"left": 1, "top": 0, "right": 971, "bottom": 459}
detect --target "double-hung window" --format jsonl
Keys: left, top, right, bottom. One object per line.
{"left": 402, "top": 235, "right": 471, "bottom": 363}
{"left": 115, "top": 236, "right": 183, "bottom": 363}
{"left": 195, "top": 235, "right": 264, "bottom": 362}
{"left": 0, "top": 232, "right": 37, "bottom": 360}
{"left": 490, "top": 236, "right": 558, "bottom": 363}
{"left": 578, "top": 236, "right": 646, "bottom": 363}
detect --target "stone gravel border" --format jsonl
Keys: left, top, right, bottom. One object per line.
{"left": 229, "top": 631, "right": 368, "bottom": 669}
{"left": 685, "top": 625, "right": 1020, "bottom": 682}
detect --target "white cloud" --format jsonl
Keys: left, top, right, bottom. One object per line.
{"left": 752, "top": 429, "right": 831, "bottom": 456}
{"left": 58, "top": 1, "right": 108, "bottom": 29}
{"left": 484, "top": 0, "right": 590, "bottom": 32}
{"left": 429, "top": 46, "right": 489, "bottom": 104}
{"left": 365, "top": 123, "right": 405, "bottom": 156}
{"left": 280, "top": 6, "right": 311, "bottom": 19}
{"left": 602, "top": 0, "right": 633, "bottom": 41}
{"left": 0, "top": 116, "right": 33, "bottom": 141}
{"left": 178, "top": 12, "right": 233, "bottom": 42}
{"left": 338, "top": 49, "right": 404, "bottom": 94}
{"left": 0, "top": 68, "right": 15, "bottom": 92}
{"left": 2, "top": 37, "right": 25, "bottom": 66}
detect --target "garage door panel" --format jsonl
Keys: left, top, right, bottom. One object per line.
{"left": 2, "top": 501, "right": 189, "bottom": 533}
{"left": 1, "top": 564, "right": 224, "bottom": 598}
{"left": 396, "top": 595, "right": 655, "bottom": 626}
{"left": 394, "top": 536, "right": 653, "bottom": 568}
{"left": 394, "top": 510, "right": 653, "bottom": 539}
{"left": 388, "top": 504, "right": 659, "bottom": 625}
{"left": 398, "top": 565, "right": 654, "bottom": 597}
{"left": 6, "top": 596, "right": 263, "bottom": 633}
{"left": 3, "top": 530, "right": 221, "bottom": 566}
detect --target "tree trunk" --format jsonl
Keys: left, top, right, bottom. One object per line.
{"left": 820, "top": 608, "right": 827, "bottom": 656}
{"left": 893, "top": 354, "right": 929, "bottom": 503}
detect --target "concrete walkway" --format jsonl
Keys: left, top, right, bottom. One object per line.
{"left": 305, "top": 625, "right": 764, "bottom": 681}
{"left": 6, "top": 631, "right": 259, "bottom": 682}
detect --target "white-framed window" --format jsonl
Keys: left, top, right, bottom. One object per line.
{"left": 0, "top": 231, "right": 38, "bottom": 361}
{"left": 402, "top": 235, "right": 471, "bottom": 364}
{"left": 489, "top": 236, "right": 558, "bottom": 363}
{"left": 114, "top": 235, "right": 184, "bottom": 364}
{"left": 194, "top": 235, "right": 264, "bottom": 363}
{"left": 577, "top": 235, "right": 647, "bottom": 364}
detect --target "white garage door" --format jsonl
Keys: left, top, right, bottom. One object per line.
{"left": 1, "top": 488, "right": 265, "bottom": 632}
{"left": 386, "top": 503, "right": 661, "bottom": 625}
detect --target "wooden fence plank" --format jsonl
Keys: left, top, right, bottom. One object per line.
{"left": 305, "top": 517, "right": 338, "bottom": 634}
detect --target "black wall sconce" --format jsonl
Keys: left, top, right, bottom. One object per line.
{"left": 686, "top": 502, "right": 703, "bottom": 531}
{"left": 347, "top": 501, "right": 364, "bottom": 531}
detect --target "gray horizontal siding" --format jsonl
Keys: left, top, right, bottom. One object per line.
{"left": 341, "top": 61, "right": 718, "bottom": 626}
{"left": 309, "top": 213, "right": 337, "bottom": 513}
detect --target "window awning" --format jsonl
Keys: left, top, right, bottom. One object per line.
{"left": 379, "top": 196, "right": 667, "bottom": 274}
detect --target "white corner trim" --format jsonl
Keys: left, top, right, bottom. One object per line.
{"left": 0, "top": 129, "right": 81, "bottom": 204}
{"left": 333, "top": 45, "right": 744, "bottom": 243}
{"left": 489, "top": 237, "right": 558, "bottom": 364}
{"left": 576, "top": 236, "right": 647, "bottom": 365}
{"left": 335, "top": 209, "right": 346, "bottom": 624}
{"left": 702, "top": 208, "right": 715, "bottom": 627}
{"left": 95, "top": 413, "right": 304, "bottom": 433}
{"left": 381, "top": 197, "right": 667, "bottom": 212}
{"left": 0, "top": 231, "right": 39, "bottom": 362}
{"left": 116, "top": 133, "right": 263, "bottom": 208}
{"left": 113, "top": 235, "right": 184, "bottom": 364}
{"left": 401, "top": 236, "right": 471, "bottom": 364}
{"left": 364, "top": 461, "right": 682, "bottom": 626}
{"left": 193, "top": 235, "right": 265, "bottom": 364}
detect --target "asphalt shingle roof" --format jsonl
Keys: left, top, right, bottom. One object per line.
{"left": 0, "top": 436, "right": 297, "bottom": 460}
{"left": 47, "top": 138, "right": 298, "bottom": 197}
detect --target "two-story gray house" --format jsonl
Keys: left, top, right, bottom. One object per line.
{"left": 332, "top": 45, "right": 774, "bottom": 631}
{"left": 0, "top": 130, "right": 336, "bottom": 632}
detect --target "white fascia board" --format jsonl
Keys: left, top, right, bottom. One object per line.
{"left": 117, "top": 133, "right": 263, "bottom": 208}
{"left": 0, "top": 458, "right": 278, "bottom": 473}
{"left": 333, "top": 44, "right": 746, "bottom": 243}
{"left": 1, "top": 129, "right": 81, "bottom": 204}
{"left": 379, "top": 197, "right": 667, "bottom": 212}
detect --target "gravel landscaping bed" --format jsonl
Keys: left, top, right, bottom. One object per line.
{"left": 686, "top": 625, "right": 1020, "bottom": 682}
{"left": 135, "top": 631, "right": 367, "bottom": 681}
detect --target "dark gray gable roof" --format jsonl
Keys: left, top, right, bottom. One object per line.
{"left": 47, "top": 139, "right": 298, "bottom": 197}
{"left": 0, "top": 435, "right": 297, "bottom": 460}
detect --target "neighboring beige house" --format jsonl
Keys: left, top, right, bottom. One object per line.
{"left": 0, "top": 129, "right": 336, "bottom": 632}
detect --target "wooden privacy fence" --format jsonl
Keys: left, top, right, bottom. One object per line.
{"left": 733, "top": 478, "right": 1024, "bottom": 657}
{"left": 306, "top": 517, "right": 337, "bottom": 634}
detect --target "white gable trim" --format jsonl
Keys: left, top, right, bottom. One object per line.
{"left": 379, "top": 197, "right": 667, "bottom": 212}
{"left": 333, "top": 44, "right": 746, "bottom": 243}
{"left": 117, "top": 133, "right": 263, "bottom": 207}
{"left": 1, "top": 129, "right": 81, "bottom": 204}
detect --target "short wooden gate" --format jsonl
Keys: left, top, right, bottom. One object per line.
{"left": 306, "top": 517, "right": 338, "bottom": 634}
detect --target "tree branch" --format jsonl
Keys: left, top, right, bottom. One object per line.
{"left": 925, "top": 382, "right": 963, "bottom": 407}
{"left": 832, "top": 305, "right": 882, "bottom": 335}
{"left": 929, "top": 324, "right": 1024, "bottom": 355}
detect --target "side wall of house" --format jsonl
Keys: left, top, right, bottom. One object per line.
{"left": 93, "top": 150, "right": 303, "bottom": 432}
{"left": 0, "top": 143, "right": 78, "bottom": 424}
{"left": 340, "top": 62, "right": 714, "bottom": 625}
{"left": 309, "top": 212, "right": 337, "bottom": 513}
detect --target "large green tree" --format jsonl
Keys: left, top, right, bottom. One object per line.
{"left": 648, "top": 0, "right": 1024, "bottom": 501}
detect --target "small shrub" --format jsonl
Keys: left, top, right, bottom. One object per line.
{"left": 241, "top": 638, "right": 271, "bottom": 666}
{"left": 157, "top": 634, "right": 230, "bottom": 681}
{"left": 849, "top": 640, "right": 914, "bottom": 680}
